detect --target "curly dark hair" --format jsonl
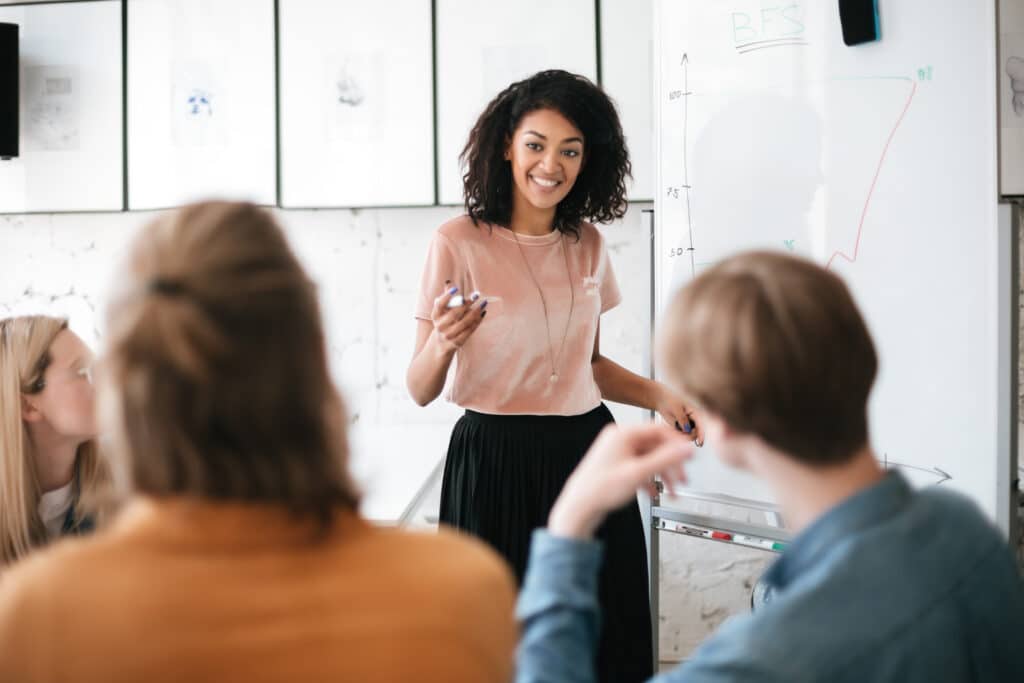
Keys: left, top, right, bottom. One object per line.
{"left": 460, "top": 70, "right": 631, "bottom": 238}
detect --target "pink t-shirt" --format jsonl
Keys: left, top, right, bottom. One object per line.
{"left": 415, "top": 215, "right": 622, "bottom": 416}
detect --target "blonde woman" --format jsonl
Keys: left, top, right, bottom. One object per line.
{"left": 0, "top": 316, "right": 106, "bottom": 566}
{"left": 0, "top": 202, "right": 516, "bottom": 682}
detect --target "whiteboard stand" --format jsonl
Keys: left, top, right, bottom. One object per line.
{"left": 648, "top": 0, "right": 1024, "bottom": 656}
{"left": 397, "top": 456, "right": 445, "bottom": 527}
{"left": 642, "top": 208, "right": 658, "bottom": 668}
{"left": 1002, "top": 201, "right": 1023, "bottom": 566}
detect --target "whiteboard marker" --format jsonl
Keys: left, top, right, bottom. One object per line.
{"left": 660, "top": 520, "right": 733, "bottom": 542}
{"left": 733, "top": 535, "right": 786, "bottom": 552}
{"left": 446, "top": 291, "right": 483, "bottom": 309}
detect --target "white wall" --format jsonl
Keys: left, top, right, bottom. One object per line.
{"left": 0, "top": 203, "right": 650, "bottom": 493}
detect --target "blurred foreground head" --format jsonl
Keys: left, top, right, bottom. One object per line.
{"left": 101, "top": 201, "right": 359, "bottom": 524}
{"left": 659, "top": 250, "right": 877, "bottom": 467}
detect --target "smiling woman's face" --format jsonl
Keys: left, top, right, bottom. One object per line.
{"left": 505, "top": 108, "right": 585, "bottom": 213}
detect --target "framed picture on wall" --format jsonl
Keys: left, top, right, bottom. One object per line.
{"left": 278, "top": 0, "right": 434, "bottom": 208}
{"left": 435, "top": 0, "right": 597, "bottom": 206}
{"left": 1000, "top": 0, "right": 1024, "bottom": 196}
{"left": 0, "top": 0, "right": 123, "bottom": 213}
{"left": 601, "top": 0, "right": 654, "bottom": 201}
{"left": 127, "top": 0, "right": 276, "bottom": 210}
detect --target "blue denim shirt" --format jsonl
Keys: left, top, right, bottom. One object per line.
{"left": 516, "top": 473, "right": 1024, "bottom": 683}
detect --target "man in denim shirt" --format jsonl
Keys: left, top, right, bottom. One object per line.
{"left": 515, "top": 251, "right": 1024, "bottom": 683}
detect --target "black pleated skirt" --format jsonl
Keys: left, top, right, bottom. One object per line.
{"left": 439, "top": 403, "right": 654, "bottom": 683}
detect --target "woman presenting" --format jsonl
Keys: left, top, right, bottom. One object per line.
{"left": 408, "top": 70, "right": 699, "bottom": 683}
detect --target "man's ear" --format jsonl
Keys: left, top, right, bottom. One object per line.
{"left": 698, "top": 411, "right": 731, "bottom": 446}
{"left": 706, "top": 413, "right": 730, "bottom": 438}
{"left": 21, "top": 394, "right": 43, "bottom": 423}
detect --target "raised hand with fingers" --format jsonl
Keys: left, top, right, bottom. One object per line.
{"left": 548, "top": 423, "right": 694, "bottom": 539}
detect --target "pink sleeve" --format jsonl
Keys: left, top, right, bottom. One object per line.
{"left": 596, "top": 234, "right": 622, "bottom": 314}
{"left": 415, "top": 232, "right": 462, "bottom": 321}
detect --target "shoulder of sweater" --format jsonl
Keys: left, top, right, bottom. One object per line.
{"left": 0, "top": 531, "right": 104, "bottom": 606}
{"left": 576, "top": 221, "right": 606, "bottom": 248}
{"left": 369, "top": 525, "right": 515, "bottom": 587}
{"left": 437, "top": 214, "right": 486, "bottom": 242}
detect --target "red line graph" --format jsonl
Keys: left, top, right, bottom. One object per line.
{"left": 826, "top": 80, "right": 918, "bottom": 269}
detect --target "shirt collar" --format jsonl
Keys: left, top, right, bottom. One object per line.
{"left": 764, "top": 471, "right": 912, "bottom": 590}
{"left": 38, "top": 480, "right": 75, "bottom": 520}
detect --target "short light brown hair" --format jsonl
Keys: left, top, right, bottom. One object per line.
{"left": 660, "top": 251, "right": 877, "bottom": 465}
{"left": 102, "top": 202, "right": 359, "bottom": 523}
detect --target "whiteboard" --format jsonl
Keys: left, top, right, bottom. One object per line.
{"left": 1000, "top": 0, "right": 1024, "bottom": 195}
{"left": 435, "top": 0, "right": 597, "bottom": 206}
{"left": 0, "top": 0, "right": 122, "bottom": 213}
{"left": 655, "top": 0, "right": 1013, "bottom": 528}
{"left": 127, "top": 0, "right": 276, "bottom": 210}
{"left": 278, "top": 0, "right": 434, "bottom": 208}
{"left": 600, "top": 0, "right": 654, "bottom": 201}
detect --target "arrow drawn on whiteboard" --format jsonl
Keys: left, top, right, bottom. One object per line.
{"left": 880, "top": 452, "right": 951, "bottom": 486}
{"left": 680, "top": 53, "right": 697, "bottom": 278}
{"left": 826, "top": 78, "right": 918, "bottom": 269}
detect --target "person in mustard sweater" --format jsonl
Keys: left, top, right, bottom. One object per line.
{"left": 0, "top": 201, "right": 517, "bottom": 683}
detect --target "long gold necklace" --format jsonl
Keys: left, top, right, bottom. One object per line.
{"left": 511, "top": 229, "right": 575, "bottom": 384}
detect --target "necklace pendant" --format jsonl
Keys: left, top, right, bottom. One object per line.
{"left": 550, "top": 373, "right": 558, "bottom": 383}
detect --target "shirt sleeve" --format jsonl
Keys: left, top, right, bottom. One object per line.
{"left": 513, "top": 529, "right": 795, "bottom": 683}
{"left": 514, "top": 530, "right": 604, "bottom": 683}
{"left": 415, "top": 232, "right": 463, "bottom": 321}
{"left": 594, "top": 232, "right": 622, "bottom": 315}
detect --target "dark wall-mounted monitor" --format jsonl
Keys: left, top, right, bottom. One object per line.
{"left": 0, "top": 23, "right": 17, "bottom": 160}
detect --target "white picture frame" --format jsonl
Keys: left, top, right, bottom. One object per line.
{"left": 0, "top": 0, "right": 123, "bottom": 213}
{"left": 1000, "top": 0, "right": 1024, "bottom": 196}
{"left": 435, "top": 0, "right": 597, "bottom": 206}
{"left": 127, "top": 0, "right": 276, "bottom": 210}
{"left": 278, "top": 0, "right": 434, "bottom": 208}
{"left": 601, "top": 0, "right": 654, "bottom": 201}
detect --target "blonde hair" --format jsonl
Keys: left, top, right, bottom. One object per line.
{"left": 0, "top": 316, "right": 107, "bottom": 566}
{"left": 660, "top": 251, "right": 877, "bottom": 465}
{"left": 102, "top": 201, "right": 359, "bottom": 525}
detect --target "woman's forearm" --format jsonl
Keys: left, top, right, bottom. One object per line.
{"left": 592, "top": 355, "right": 659, "bottom": 411}
{"left": 407, "top": 330, "right": 456, "bottom": 406}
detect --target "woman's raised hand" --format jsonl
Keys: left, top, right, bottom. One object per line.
{"left": 431, "top": 285, "right": 488, "bottom": 354}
